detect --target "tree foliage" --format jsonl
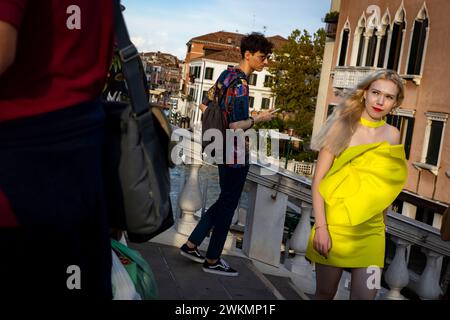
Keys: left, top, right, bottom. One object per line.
{"left": 269, "top": 28, "right": 326, "bottom": 139}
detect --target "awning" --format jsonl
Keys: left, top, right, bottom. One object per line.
{"left": 149, "top": 89, "right": 167, "bottom": 95}
{"left": 267, "top": 130, "right": 303, "bottom": 142}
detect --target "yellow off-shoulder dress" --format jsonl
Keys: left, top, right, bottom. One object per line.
{"left": 305, "top": 141, "right": 408, "bottom": 268}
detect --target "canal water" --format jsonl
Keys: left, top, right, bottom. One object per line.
{"left": 169, "top": 164, "right": 249, "bottom": 218}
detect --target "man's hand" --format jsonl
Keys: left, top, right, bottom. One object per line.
{"left": 255, "top": 110, "right": 275, "bottom": 123}
{"left": 0, "top": 21, "right": 18, "bottom": 76}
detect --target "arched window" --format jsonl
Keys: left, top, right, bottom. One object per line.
{"left": 355, "top": 16, "right": 366, "bottom": 66}
{"left": 377, "top": 24, "right": 389, "bottom": 67}
{"left": 337, "top": 20, "right": 350, "bottom": 66}
{"left": 407, "top": 6, "right": 429, "bottom": 75}
{"left": 365, "top": 28, "right": 378, "bottom": 67}
{"left": 377, "top": 11, "right": 391, "bottom": 68}
{"left": 387, "top": 7, "right": 406, "bottom": 71}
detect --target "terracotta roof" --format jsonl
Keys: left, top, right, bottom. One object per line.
{"left": 267, "top": 35, "right": 289, "bottom": 50}
{"left": 203, "top": 43, "right": 238, "bottom": 51}
{"left": 189, "top": 31, "right": 288, "bottom": 51}
{"left": 187, "top": 32, "right": 288, "bottom": 65}
{"left": 189, "top": 31, "right": 244, "bottom": 47}
{"left": 190, "top": 48, "right": 241, "bottom": 64}
{"left": 202, "top": 48, "right": 242, "bottom": 63}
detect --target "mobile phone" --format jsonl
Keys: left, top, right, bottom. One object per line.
{"left": 270, "top": 108, "right": 281, "bottom": 113}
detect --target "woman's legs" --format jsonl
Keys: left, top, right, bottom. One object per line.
{"left": 314, "top": 263, "right": 343, "bottom": 300}
{"left": 350, "top": 267, "right": 381, "bottom": 300}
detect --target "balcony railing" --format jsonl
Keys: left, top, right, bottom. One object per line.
{"left": 323, "top": 12, "right": 339, "bottom": 38}
{"left": 332, "top": 66, "right": 378, "bottom": 90}
{"left": 325, "top": 22, "right": 337, "bottom": 38}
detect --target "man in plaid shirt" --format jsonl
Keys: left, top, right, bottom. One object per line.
{"left": 180, "top": 33, "right": 275, "bottom": 276}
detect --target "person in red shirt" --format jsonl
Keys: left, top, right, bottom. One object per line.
{"left": 0, "top": 0, "right": 114, "bottom": 299}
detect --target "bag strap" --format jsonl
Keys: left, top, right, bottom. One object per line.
{"left": 112, "top": 0, "right": 150, "bottom": 117}
{"left": 112, "top": 0, "right": 167, "bottom": 205}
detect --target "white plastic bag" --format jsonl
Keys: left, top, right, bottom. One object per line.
{"left": 111, "top": 249, "right": 141, "bottom": 300}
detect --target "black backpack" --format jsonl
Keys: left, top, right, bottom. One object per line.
{"left": 201, "top": 75, "right": 243, "bottom": 158}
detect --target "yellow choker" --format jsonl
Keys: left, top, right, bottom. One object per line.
{"left": 359, "top": 117, "right": 385, "bottom": 128}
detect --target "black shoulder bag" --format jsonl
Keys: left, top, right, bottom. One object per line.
{"left": 103, "top": 0, "right": 174, "bottom": 243}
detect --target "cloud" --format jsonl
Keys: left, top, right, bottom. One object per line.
{"left": 130, "top": 36, "right": 148, "bottom": 49}
{"left": 122, "top": 0, "right": 329, "bottom": 59}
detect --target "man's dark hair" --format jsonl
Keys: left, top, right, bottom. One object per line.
{"left": 240, "top": 32, "right": 274, "bottom": 58}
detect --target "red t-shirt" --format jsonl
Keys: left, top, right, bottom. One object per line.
{"left": 0, "top": 0, "right": 114, "bottom": 121}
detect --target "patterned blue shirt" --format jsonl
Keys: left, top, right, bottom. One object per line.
{"left": 203, "top": 67, "right": 250, "bottom": 166}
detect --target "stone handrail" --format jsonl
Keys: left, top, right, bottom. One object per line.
{"left": 246, "top": 165, "right": 312, "bottom": 203}
{"left": 387, "top": 210, "right": 450, "bottom": 257}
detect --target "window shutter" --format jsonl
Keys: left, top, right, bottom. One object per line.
{"left": 426, "top": 120, "right": 443, "bottom": 166}
{"left": 404, "top": 117, "right": 414, "bottom": 160}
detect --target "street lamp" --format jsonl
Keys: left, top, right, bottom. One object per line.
{"left": 284, "top": 128, "right": 294, "bottom": 169}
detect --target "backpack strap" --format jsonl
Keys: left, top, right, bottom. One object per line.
{"left": 215, "top": 73, "right": 245, "bottom": 110}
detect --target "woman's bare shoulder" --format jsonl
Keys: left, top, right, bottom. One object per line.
{"left": 384, "top": 123, "right": 401, "bottom": 144}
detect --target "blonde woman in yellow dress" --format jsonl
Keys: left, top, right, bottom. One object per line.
{"left": 305, "top": 69, "right": 408, "bottom": 300}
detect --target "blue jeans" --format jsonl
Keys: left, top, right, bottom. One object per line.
{"left": 189, "top": 164, "right": 249, "bottom": 260}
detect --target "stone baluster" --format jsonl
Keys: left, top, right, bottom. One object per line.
{"left": 383, "top": 237, "right": 411, "bottom": 300}
{"left": 285, "top": 202, "right": 315, "bottom": 294}
{"left": 415, "top": 248, "right": 443, "bottom": 300}
{"left": 242, "top": 171, "right": 288, "bottom": 267}
{"left": 177, "top": 158, "right": 203, "bottom": 236}
{"left": 232, "top": 202, "right": 240, "bottom": 226}
{"left": 237, "top": 207, "right": 247, "bottom": 227}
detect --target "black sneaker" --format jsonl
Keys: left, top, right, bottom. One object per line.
{"left": 202, "top": 258, "right": 239, "bottom": 276}
{"left": 180, "top": 244, "right": 205, "bottom": 263}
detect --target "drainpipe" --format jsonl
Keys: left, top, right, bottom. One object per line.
{"left": 199, "top": 60, "right": 206, "bottom": 107}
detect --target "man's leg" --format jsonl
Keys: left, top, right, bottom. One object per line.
{"left": 187, "top": 163, "right": 239, "bottom": 248}
{"left": 187, "top": 166, "right": 221, "bottom": 248}
{"left": 205, "top": 165, "right": 249, "bottom": 261}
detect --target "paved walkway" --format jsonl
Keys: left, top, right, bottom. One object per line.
{"left": 129, "top": 242, "right": 303, "bottom": 300}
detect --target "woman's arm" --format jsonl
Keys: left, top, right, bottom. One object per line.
{"left": 0, "top": 20, "right": 17, "bottom": 76}
{"left": 312, "top": 147, "right": 335, "bottom": 257}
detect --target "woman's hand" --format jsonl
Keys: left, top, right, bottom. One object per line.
{"left": 313, "top": 226, "right": 332, "bottom": 258}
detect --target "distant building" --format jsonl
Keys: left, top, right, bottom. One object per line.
{"left": 181, "top": 31, "right": 288, "bottom": 125}
{"left": 313, "top": 0, "right": 449, "bottom": 228}
{"left": 140, "top": 51, "right": 182, "bottom": 103}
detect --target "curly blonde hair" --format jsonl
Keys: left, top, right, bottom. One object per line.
{"left": 311, "top": 69, "right": 405, "bottom": 156}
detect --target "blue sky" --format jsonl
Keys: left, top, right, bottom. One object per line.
{"left": 122, "top": 0, "right": 332, "bottom": 60}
